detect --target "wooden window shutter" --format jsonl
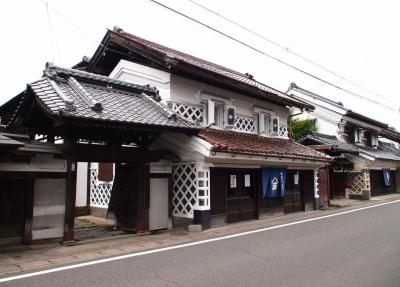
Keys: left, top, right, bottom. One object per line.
{"left": 98, "top": 163, "right": 114, "bottom": 182}
{"left": 346, "top": 126, "right": 355, "bottom": 142}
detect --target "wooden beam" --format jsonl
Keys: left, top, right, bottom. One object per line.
{"left": 59, "top": 143, "right": 160, "bottom": 162}
{"left": 23, "top": 176, "right": 34, "bottom": 244}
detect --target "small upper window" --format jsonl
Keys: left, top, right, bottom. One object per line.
{"left": 214, "top": 103, "right": 224, "bottom": 128}
{"left": 258, "top": 113, "right": 271, "bottom": 135}
{"left": 206, "top": 99, "right": 224, "bottom": 128}
{"left": 354, "top": 129, "right": 361, "bottom": 143}
{"left": 371, "top": 134, "right": 379, "bottom": 147}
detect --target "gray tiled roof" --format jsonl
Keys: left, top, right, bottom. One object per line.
{"left": 0, "top": 133, "right": 25, "bottom": 147}
{"left": 358, "top": 145, "right": 400, "bottom": 161}
{"left": 303, "top": 133, "right": 358, "bottom": 153}
{"left": 23, "top": 64, "right": 200, "bottom": 131}
{"left": 380, "top": 141, "right": 400, "bottom": 157}
{"left": 304, "top": 133, "right": 400, "bottom": 161}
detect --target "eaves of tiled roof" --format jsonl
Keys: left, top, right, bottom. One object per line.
{"left": 303, "top": 133, "right": 358, "bottom": 153}
{"left": 199, "top": 129, "right": 331, "bottom": 161}
{"left": 88, "top": 27, "right": 313, "bottom": 110}
{"left": 1, "top": 64, "right": 200, "bottom": 133}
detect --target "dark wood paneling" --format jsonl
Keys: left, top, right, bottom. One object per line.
{"left": 98, "top": 163, "right": 114, "bottom": 182}
{"left": 301, "top": 170, "right": 314, "bottom": 205}
{"left": 0, "top": 179, "right": 28, "bottom": 239}
{"left": 318, "top": 167, "right": 330, "bottom": 205}
{"left": 226, "top": 170, "right": 258, "bottom": 223}
{"left": 331, "top": 172, "right": 346, "bottom": 198}
{"left": 370, "top": 170, "right": 396, "bottom": 196}
{"left": 259, "top": 197, "right": 284, "bottom": 215}
{"left": 284, "top": 171, "right": 303, "bottom": 213}
{"left": 210, "top": 168, "right": 227, "bottom": 216}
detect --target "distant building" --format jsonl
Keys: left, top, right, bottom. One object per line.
{"left": 288, "top": 83, "right": 400, "bottom": 202}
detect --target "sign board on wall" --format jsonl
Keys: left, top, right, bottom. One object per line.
{"left": 230, "top": 175, "right": 237, "bottom": 188}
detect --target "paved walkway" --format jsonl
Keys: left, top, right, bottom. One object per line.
{"left": 1, "top": 193, "right": 399, "bottom": 277}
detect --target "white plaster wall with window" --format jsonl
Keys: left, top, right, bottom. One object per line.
{"left": 108, "top": 60, "right": 289, "bottom": 136}
{"left": 170, "top": 74, "right": 288, "bottom": 131}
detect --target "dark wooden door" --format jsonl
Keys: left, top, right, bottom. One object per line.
{"left": 0, "top": 179, "right": 27, "bottom": 238}
{"left": 331, "top": 172, "right": 346, "bottom": 198}
{"left": 226, "top": 171, "right": 257, "bottom": 223}
{"left": 301, "top": 170, "right": 315, "bottom": 208}
{"left": 109, "top": 163, "right": 139, "bottom": 232}
{"left": 284, "top": 171, "right": 303, "bottom": 213}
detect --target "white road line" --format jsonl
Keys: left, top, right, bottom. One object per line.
{"left": 1, "top": 199, "right": 399, "bottom": 283}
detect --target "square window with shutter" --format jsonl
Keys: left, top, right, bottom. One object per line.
{"left": 354, "top": 129, "right": 361, "bottom": 143}
{"left": 206, "top": 99, "right": 224, "bottom": 128}
{"left": 214, "top": 104, "right": 224, "bottom": 128}
{"left": 258, "top": 113, "right": 271, "bottom": 135}
{"left": 98, "top": 163, "right": 114, "bottom": 182}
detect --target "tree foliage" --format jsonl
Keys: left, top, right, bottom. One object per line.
{"left": 291, "top": 118, "right": 317, "bottom": 142}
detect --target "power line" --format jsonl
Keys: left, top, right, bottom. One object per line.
{"left": 187, "top": 0, "right": 394, "bottom": 105}
{"left": 45, "top": 0, "right": 55, "bottom": 62}
{"left": 148, "top": 0, "right": 398, "bottom": 111}
{"left": 39, "top": 0, "right": 100, "bottom": 45}
{"left": 39, "top": 0, "right": 398, "bottom": 112}
{"left": 39, "top": 0, "right": 159, "bottom": 65}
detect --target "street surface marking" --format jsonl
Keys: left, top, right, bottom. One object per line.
{"left": 1, "top": 199, "right": 399, "bottom": 283}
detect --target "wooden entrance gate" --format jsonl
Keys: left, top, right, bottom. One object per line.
{"left": 108, "top": 163, "right": 149, "bottom": 232}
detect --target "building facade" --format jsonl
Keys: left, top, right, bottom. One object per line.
{"left": 288, "top": 83, "right": 400, "bottom": 201}
{"left": 84, "top": 27, "right": 331, "bottom": 229}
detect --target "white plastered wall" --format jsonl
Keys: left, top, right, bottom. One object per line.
{"left": 75, "top": 162, "right": 88, "bottom": 207}
{"left": 109, "top": 59, "right": 290, "bottom": 130}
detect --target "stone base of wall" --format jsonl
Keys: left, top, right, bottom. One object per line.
{"left": 90, "top": 206, "right": 108, "bottom": 218}
{"left": 259, "top": 208, "right": 284, "bottom": 219}
{"left": 304, "top": 203, "right": 314, "bottom": 211}
{"left": 349, "top": 189, "right": 370, "bottom": 200}
{"left": 210, "top": 214, "right": 226, "bottom": 228}
{"left": 75, "top": 206, "right": 90, "bottom": 217}
{"left": 172, "top": 216, "right": 193, "bottom": 229}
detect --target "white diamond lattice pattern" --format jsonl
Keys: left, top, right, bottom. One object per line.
{"left": 349, "top": 172, "right": 367, "bottom": 194}
{"left": 172, "top": 163, "right": 197, "bottom": 218}
{"left": 233, "top": 115, "right": 256, "bottom": 133}
{"left": 169, "top": 102, "right": 203, "bottom": 122}
{"left": 90, "top": 168, "right": 113, "bottom": 208}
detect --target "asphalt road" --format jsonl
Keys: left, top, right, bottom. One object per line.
{"left": 3, "top": 201, "right": 400, "bottom": 287}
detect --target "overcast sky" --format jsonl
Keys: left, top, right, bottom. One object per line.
{"left": 1, "top": 0, "right": 399, "bottom": 129}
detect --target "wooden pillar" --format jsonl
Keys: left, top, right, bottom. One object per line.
{"left": 136, "top": 162, "right": 150, "bottom": 232}
{"left": 23, "top": 176, "right": 34, "bottom": 244}
{"left": 63, "top": 160, "right": 77, "bottom": 242}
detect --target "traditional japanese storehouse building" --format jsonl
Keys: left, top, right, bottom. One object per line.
{"left": 288, "top": 83, "right": 400, "bottom": 201}
{"left": 83, "top": 27, "right": 331, "bottom": 229}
